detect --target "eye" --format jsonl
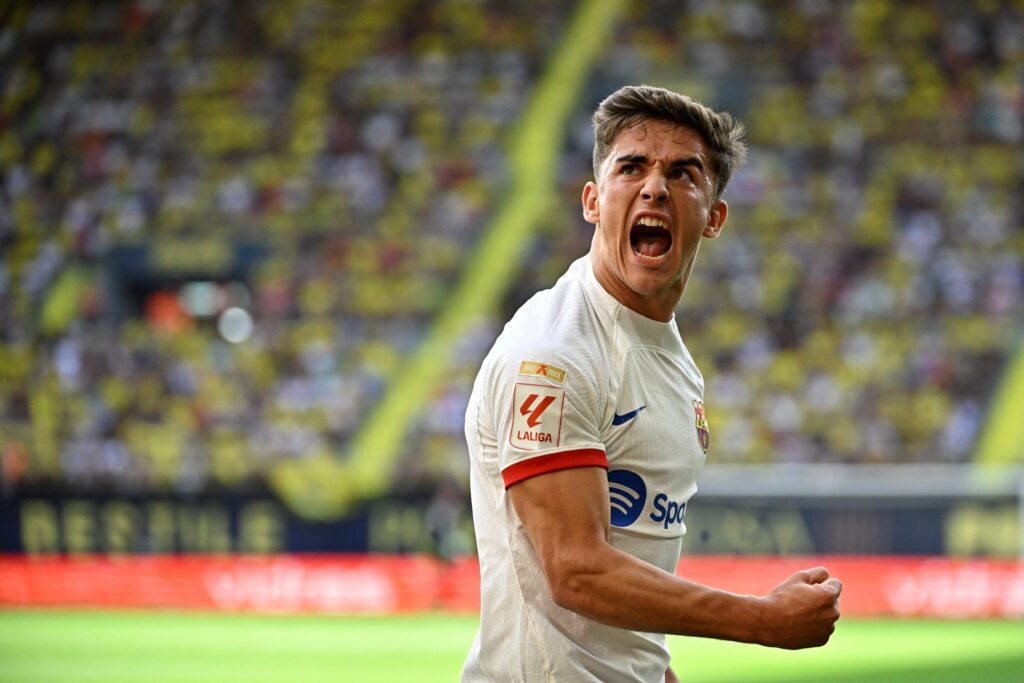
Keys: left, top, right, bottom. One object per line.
{"left": 620, "top": 163, "right": 638, "bottom": 175}
{"left": 670, "top": 168, "right": 690, "bottom": 181}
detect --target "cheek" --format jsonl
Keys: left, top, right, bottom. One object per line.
{"left": 598, "top": 198, "right": 628, "bottom": 227}
{"left": 676, "top": 191, "right": 709, "bottom": 222}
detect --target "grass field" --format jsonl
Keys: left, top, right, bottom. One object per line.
{"left": 1, "top": 610, "right": 1022, "bottom": 682}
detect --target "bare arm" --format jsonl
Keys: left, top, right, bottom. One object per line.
{"left": 509, "top": 466, "right": 841, "bottom": 649}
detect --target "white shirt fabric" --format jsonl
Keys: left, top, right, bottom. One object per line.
{"left": 462, "top": 255, "right": 710, "bottom": 682}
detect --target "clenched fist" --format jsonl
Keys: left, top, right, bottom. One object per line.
{"left": 756, "top": 566, "right": 842, "bottom": 649}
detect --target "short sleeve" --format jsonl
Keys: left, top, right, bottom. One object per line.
{"left": 487, "top": 355, "right": 608, "bottom": 489}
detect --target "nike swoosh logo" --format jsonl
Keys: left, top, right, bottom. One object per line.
{"left": 612, "top": 405, "right": 646, "bottom": 426}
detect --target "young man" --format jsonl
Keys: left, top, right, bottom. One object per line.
{"left": 462, "top": 85, "right": 841, "bottom": 682}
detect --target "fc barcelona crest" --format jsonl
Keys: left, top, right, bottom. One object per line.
{"left": 692, "top": 399, "right": 710, "bottom": 454}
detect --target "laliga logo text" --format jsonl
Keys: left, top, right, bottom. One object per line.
{"left": 516, "top": 393, "right": 554, "bottom": 443}
{"left": 510, "top": 383, "right": 564, "bottom": 451}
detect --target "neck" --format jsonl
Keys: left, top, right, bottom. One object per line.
{"left": 589, "top": 251, "right": 681, "bottom": 323}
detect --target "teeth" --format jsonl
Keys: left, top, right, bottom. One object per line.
{"left": 636, "top": 216, "right": 667, "bottom": 228}
{"left": 633, "top": 249, "right": 668, "bottom": 260}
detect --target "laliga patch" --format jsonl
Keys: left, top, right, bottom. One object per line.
{"left": 509, "top": 382, "right": 565, "bottom": 451}
{"left": 518, "top": 360, "right": 567, "bottom": 385}
{"left": 693, "top": 399, "right": 710, "bottom": 454}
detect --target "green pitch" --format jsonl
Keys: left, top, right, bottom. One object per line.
{"left": 1, "top": 610, "right": 1022, "bottom": 682}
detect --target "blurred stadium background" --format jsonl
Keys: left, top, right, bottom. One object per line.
{"left": 1, "top": 0, "right": 1023, "bottom": 681}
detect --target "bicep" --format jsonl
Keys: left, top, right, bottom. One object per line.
{"left": 508, "top": 466, "right": 611, "bottom": 579}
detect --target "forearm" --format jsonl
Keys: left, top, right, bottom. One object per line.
{"left": 548, "top": 541, "right": 765, "bottom": 643}
{"left": 510, "top": 468, "right": 839, "bottom": 650}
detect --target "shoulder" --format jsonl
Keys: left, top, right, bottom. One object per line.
{"left": 478, "top": 265, "right": 614, "bottom": 412}
{"left": 673, "top": 334, "right": 705, "bottom": 395}
{"left": 492, "top": 269, "right": 609, "bottom": 380}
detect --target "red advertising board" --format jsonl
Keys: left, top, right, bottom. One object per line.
{"left": 1, "top": 554, "right": 1021, "bottom": 618}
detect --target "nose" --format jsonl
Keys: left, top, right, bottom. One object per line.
{"left": 641, "top": 170, "right": 668, "bottom": 201}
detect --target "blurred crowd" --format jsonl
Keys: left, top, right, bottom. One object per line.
{"left": 410, "top": 0, "right": 1024, "bottom": 477}
{"left": 1, "top": 0, "right": 1022, "bottom": 508}
{"left": 555, "top": 0, "right": 1023, "bottom": 465}
{"left": 0, "top": 0, "right": 568, "bottom": 496}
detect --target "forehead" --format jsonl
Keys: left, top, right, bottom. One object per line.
{"left": 606, "top": 119, "right": 710, "bottom": 165}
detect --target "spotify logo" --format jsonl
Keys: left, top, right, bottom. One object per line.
{"left": 608, "top": 469, "right": 647, "bottom": 527}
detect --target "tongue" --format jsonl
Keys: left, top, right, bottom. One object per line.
{"left": 635, "top": 234, "right": 670, "bottom": 257}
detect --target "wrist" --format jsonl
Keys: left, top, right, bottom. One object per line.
{"left": 744, "top": 595, "right": 772, "bottom": 646}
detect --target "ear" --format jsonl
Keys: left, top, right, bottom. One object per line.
{"left": 582, "top": 181, "right": 600, "bottom": 225}
{"left": 703, "top": 198, "right": 728, "bottom": 238}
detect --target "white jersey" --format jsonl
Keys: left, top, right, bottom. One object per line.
{"left": 463, "top": 255, "right": 710, "bottom": 682}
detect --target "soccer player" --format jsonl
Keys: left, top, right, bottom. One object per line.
{"left": 462, "top": 85, "right": 842, "bottom": 682}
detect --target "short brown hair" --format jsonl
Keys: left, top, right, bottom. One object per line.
{"left": 592, "top": 85, "right": 747, "bottom": 200}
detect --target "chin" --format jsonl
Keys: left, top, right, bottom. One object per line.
{"left": 626, "top": 275, "right": 672, "bottom": 297}
{"left": 625, "top": 260, "right": 677, "bottom": 290}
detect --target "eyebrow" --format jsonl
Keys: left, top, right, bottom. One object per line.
{"left": 614, "top": 154, "right": 705, "bottom": 173}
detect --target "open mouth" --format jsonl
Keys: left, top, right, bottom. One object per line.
{"left": 630, "top": 216, "right": 672, "bottom": 260}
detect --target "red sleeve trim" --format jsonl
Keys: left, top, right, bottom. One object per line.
{"left": 501, "top": 448, "right": 608, "bottom": 489}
